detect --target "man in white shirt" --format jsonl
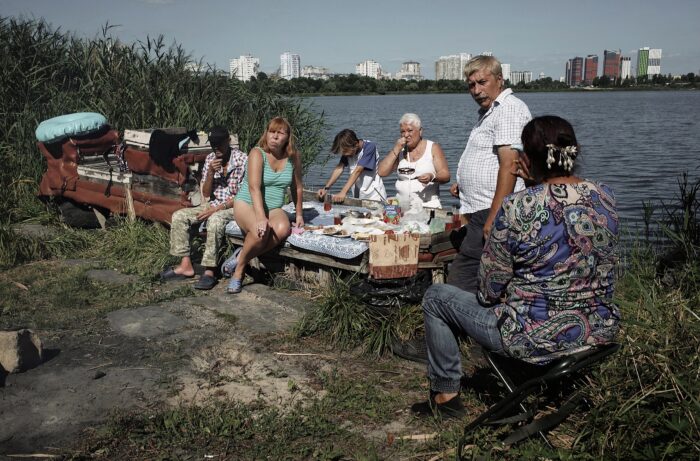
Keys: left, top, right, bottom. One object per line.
{"left": 447, "top": 55, "right": 532, "bottom": 293}
{"left": 392, "top": 56, "right": 532, "bottom": 366}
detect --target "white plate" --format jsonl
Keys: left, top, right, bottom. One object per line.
{"left": 344, "top": 217, "right": 379, "bottom": 225}
{"left": 313, "top": 225, "right": 342, "bottom": 235}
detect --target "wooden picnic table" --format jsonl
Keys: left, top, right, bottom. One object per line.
{"left": 225, "top": 190, "right": 459, "bottom": 285}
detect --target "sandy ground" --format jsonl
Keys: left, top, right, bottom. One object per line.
{"left": 0, "top": 271, "right": 359, "bottom": 456}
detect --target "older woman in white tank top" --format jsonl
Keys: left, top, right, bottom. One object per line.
{"left": 378, "top": 113, "right": 451, "bottom": 209}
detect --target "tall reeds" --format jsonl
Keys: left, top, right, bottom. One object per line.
{"left": 0, "top": 17, "right": 325, "bottom": 224}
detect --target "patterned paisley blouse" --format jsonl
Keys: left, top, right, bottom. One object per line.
{"left": 478, "top": 181, "right": 621, "bottom": 363}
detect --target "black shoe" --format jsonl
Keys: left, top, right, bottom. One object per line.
{"left": 159, "top": 267, "right": 193, "bottom": 282}
{"left": 194, "top": 274, "right": 217, "bottom": 290}
{"left": 411, "top": 393, "right": 466, "bottom": 419}
{"left": 391, "top": 336, "right": 428, "bottom": 365}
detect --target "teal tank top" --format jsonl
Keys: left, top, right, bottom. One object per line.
{"left": 235, "top": 147, "right": 294, "bottom": 211}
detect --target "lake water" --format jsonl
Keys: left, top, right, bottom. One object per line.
{"left": 302, "top": 91, "right": 700, "bottom": 234}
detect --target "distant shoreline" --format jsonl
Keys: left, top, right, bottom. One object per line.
{"left": 297, "top": 86, "right": 696, "bottom": 97}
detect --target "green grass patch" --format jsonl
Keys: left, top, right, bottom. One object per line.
{"left": 295, "top": 273, "right": 426, "bottom": 357}
{"left": 0, "top": 260, "right": 194, "bottom": 331}
{"left": 82, "top": 218, "right": 176, "bottom": 277}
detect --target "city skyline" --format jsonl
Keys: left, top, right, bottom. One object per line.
{"left": 3, "top": 0, "right": 699, "bottom": 79}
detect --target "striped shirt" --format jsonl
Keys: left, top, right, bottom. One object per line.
{"left": 456, "top": 88, "right": 531, "bottom": 214}
{"left": 234, "top": 147, "right": 294, "bottom": 211}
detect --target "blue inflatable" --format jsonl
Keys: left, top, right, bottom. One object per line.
{"left": 36, "top": 112, "right": 108, "bottom": 143}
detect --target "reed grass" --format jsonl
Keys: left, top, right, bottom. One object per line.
{"left": 0, "top": 16, "right": 325, "bottom": 225}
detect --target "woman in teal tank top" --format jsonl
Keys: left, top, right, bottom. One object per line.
{"left": 229, "top": 117, "right": 304, "bottom": 293}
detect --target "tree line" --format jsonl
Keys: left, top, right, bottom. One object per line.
{"left": 244, "top": 72, "right": 698, "bottom": 95}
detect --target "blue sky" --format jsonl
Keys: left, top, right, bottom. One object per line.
{"left": 3, "top": 0, "right": 699, "bottom": 78}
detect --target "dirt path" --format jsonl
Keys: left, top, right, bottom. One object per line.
{"left": 0, "top": 272, "right": 346, "bottom": 455}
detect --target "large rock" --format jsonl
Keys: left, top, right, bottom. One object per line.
{"left": 0, "top": 329, "right": 43, "bottom": 373}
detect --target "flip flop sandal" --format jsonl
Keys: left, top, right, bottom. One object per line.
{"left": 221, "top": 247, "right": 243, "bottom": 278}
{"left": 227, "top": 278, "right": 243, "bottom": 294}
{"left": 194, "top": 274, "right": 217, "bottom": 290}
{"left": 159, "top": 267, "right": 193, "bottom": 282}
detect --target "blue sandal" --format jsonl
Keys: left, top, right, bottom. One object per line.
{"left": 221, "top": 247, "right": 242, "bottom": 278}
{"left": 227, "top": 278, "right": 243, "bottom": 294}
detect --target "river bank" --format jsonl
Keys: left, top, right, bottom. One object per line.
{"left": 1, "top": 211, "right": 698, "bottom": 459}
{"left": 0, "top": 244, "right": 438, "bottom": 458}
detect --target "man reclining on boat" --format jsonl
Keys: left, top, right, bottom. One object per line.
{"left": 159, "top": 126, "right": 247, "bottom": 290}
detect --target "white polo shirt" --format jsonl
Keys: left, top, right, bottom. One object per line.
{"left": 456, "top": 88, "right": 532, "bottom": 214}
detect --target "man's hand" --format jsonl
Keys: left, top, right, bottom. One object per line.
{"left": 512, "top": 151, "right": 533, "bottom": 181}
{"left": 450, "top": 183, "right": 460, "bottom": 198}
{"left": 483, "top": 214, "right": 496, "bottom": 241}
{"left": 332, "top": 190, "right": 347, "bottom": 203}
{"left": 209, "top": 158, "right": 223, "bottom": 174}
{"left": 196, "top": 206, "right": 219, "bottom": 221}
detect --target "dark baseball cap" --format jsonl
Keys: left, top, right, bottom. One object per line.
{"left": 208, "top": 126, "right": 230, "bottom": 147}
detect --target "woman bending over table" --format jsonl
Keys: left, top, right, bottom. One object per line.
{"left": 227, "top": 117, "right": 304, "bottom": 294}
{"left": 377, "top": 113, "right": 450, "bottom": 209}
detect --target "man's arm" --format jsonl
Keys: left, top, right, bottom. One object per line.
{"left": 334, "top": 165, "right": 365, "bottom": 203}
{"left": 200, "top": 155, "right": 217, "bottom": 203}
{"left": 478, "top": 206, "right": 514, "bottom": 303}
{"left": 483, "top": 145, "right": 518, "bottom": 239}
{"left": 318, "top": 162, "right": 345, "bottom": 199}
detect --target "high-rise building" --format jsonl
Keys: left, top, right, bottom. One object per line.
{"left": 637, "top": 47, "right": 649, "bottom": 77}
{"left": 435, "top": 53, "right": 471, "bottom": 80}
{"left": 647, "top": 48, "right": 662, "bottom": 76}
{"left": 230, "top": 54, "right": 259, "bottom": 81}
{"left": 620, "top": 57, "right": 632, "bottom": 80}
{"left": 302, "top": 65, "right": 331, "bottom": 80}
{"left": 396, "top": 61, "right": 422, "bottom": 80}
{"left": 565, "top": 57, "right": 584, "bottom": 86}
{"left": 355, "top": 60, "right": 383, "bottom": 79}
{"left": 501, "top": 63, "right": 511, "bottom": 82}
{"left": 583, "top": 55, "right": 598, "bottom": 85}
{"left": 510, "top": 70, "right": 532, "bottom": 85}
{"left": 603, "top": 49, "right": 622, "bottom": 79}
{"left": 636, "top": 47, "right": 662, "bottom": 77}
{"left": 280, "top": 52, "right": 301, "bottom": 80}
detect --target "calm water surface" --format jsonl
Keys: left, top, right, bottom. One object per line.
{"left": 303, "top": 91, "right": 700, "bottom": 232}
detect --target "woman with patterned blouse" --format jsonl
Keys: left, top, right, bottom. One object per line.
{"left": 411, "top": 115, "right": 621, "bottom": 419}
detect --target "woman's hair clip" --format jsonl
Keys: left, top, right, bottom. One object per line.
{"left": 546, "top": 144, "right": 578, "bottom": 171}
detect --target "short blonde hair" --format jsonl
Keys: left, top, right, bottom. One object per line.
{"left": 464, "top": 55, "right": 503, "bottom": 81}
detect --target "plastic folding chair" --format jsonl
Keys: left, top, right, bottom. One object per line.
{"left": 456, "top": 343, "right": 621, "bottom": 459}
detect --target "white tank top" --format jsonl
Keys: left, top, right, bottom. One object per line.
{"left": 395, "top": 140, "right": 441, "bottom": 209}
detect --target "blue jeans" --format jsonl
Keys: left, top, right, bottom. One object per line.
{"left": 423, "top": 284, "right": 505, "bottom": 393}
